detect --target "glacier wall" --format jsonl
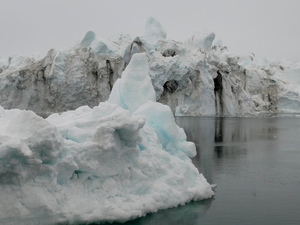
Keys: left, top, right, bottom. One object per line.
{"left": 0, "top": 47, "right": 125, "bottom": 117}
{"left": 1, "top": 17, "right": 300, "bottom": 116}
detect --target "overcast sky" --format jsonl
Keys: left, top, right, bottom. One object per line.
{"left": 1, "top": 0, "right": 299, "bottom": 62}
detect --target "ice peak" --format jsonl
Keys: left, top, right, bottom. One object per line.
{"left": 185, "top": 32, "right": 216, "bottom": 51}
{"left": 79, "top": 30, "right": 113, "bottom": 54}
{"left": 143, "top": 17, "right": 167, "bottom": 44}
{"left": 108, "top": 53, "right": 156, "bottom": 112}
{"left": 80, "top": 31, "right": 96, "bottom": 48}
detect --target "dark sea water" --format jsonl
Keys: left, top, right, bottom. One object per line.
{"left": 114, "top": 116, "right": 300, "bottom": 225}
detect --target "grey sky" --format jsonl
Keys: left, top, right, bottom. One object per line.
{"left": 1, "top": 0, "right": 299, "bottom": 62}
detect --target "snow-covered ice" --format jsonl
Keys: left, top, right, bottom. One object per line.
{"left": 0, "top": 53, "right": 213, "bottom": 224}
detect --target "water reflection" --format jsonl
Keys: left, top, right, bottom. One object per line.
{"left": 175, "top": 117, "right": 300, "bottom": 224}
{"left": 213, "top": 117, "right": 250, "bottom": 164}
{"left": 214, "top": 117, "right": 223, "bottom": 143}
{"left": 214, "top": 117, "right": 223, "bottom": 157}
{"left": 175, "top": 117, "right": 281, "bottom": 184}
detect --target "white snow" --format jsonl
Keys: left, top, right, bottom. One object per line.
{"left": 0, "top": 53, "right": 213, "bottom": 224}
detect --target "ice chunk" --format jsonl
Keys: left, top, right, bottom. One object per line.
{"left": 108, "top": 53, "right": 156, "bottom": 112}
{"left": 79, "top": 30, "right": 113, "bottom": 54}
{"left": 90, "top": 39, "right": 112, "bottom": 54}
{"left": 0, "top": 106, "right": 63, "bottom": 185}
{"left": 185, "top": 32, "right": 216, "bottom": 51}
{"left": 143, "top": 17, "right": 167, "bottom": 44}
{"left": 134, "top": 101, "right": 196, "bottom": 158}
{"left": 80, "top": 31, "right": 96, "bottom": 47}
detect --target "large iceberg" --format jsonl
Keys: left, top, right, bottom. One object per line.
{"left": 0, "top": 53, "right": 213, "bottom": 224}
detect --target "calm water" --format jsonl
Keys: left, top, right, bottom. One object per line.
{"left": 112, "top": 116, "right": 300, "bottom": 225}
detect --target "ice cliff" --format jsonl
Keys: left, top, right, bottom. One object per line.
{"left": 0, "top": 53, "right": 213, "bottom": 224}
{"left": 1, "top": 17, "right": 300, "bottom": 117}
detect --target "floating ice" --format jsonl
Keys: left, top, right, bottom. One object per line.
{"left": 0, "top": 53, "right": 213, "bottom": 224}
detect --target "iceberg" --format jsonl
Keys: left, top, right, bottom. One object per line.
{"left": 0, "top": 53, "right": 213, "bottom": 224}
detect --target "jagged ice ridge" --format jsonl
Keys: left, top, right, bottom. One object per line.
{"left": 1, "top": 17, "right": 300, "bottom": 116}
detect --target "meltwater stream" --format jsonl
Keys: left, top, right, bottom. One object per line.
{"left": 110, "top": 116, "right": 300, "bottom": 225}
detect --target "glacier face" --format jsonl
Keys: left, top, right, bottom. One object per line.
{"left": 0, "top": 47, "right": 125, "bottom": 118}
{"left": 0, "top": 53, "right": 213, "bottom": 224}
{"left": 1, "top": 18, "right": 300, "bottom": 116}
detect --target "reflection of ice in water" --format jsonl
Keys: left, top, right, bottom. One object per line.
{"left": 175, "top": 117, "right": 282, "bottom": 184}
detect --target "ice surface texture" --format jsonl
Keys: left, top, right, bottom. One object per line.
{"left": 0, "top": 53, "right": 213, "bottom": 224}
